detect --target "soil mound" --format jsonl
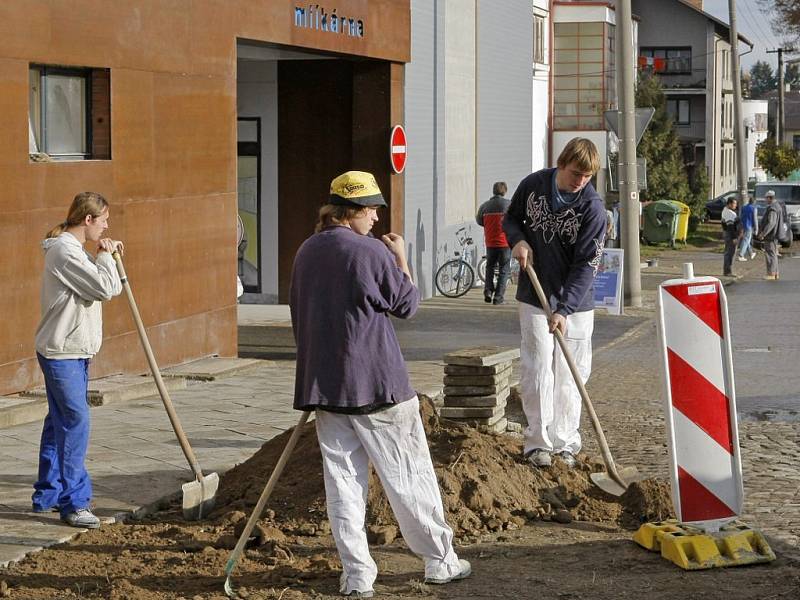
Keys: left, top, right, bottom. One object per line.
{"left": 212, "top": 398, "right": 673, "bottom": 536}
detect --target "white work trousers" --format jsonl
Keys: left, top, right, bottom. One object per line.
{"left": 519, "top": 304, "right": 594, "bottom": 456}
{"left": 315, "top": 397, "right": 461, "bottom": 595}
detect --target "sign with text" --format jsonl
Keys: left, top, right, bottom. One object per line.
{"left": 594, "top": 248, "right": 624, "bottom": 315}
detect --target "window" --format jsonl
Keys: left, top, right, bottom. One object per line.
{"left": 794, "top": 135, "right": 800, "bottom": 152}
{"left": 666, "top": 99, "right": 690, "bottom": 125}
{"left": 553, "top": 22, "right": 613, "bottom": 130}
{"left": 29, "top": 65, "right": 111, "bottom": 160}
{"left": 533, "top": 14, "right": 546, "bottom": 64}
{"left": 640, "top": 47, "right": 692, "bottom": 74}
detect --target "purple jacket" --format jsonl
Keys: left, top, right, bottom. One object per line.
{"left": 290, "top": 226, "right": 419, "bottom": 411}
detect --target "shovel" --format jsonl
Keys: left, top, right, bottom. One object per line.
{"left": 523, "top": 262, "right": 638, "bottom": 496}
{"left": 223, "top": 411, "right": 309, "bottom": 597}
{"left": 113, "top": 252, "right": 219, "bottom": 520}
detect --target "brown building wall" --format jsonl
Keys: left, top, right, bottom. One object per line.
{"left": 0, "top": 1, "right": 409, "bottom": 395}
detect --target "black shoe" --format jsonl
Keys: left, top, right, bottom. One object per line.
{"left": 493, "top": 298, "right": 505, "bottom": 305}
{"left": 484, "top": 295, "right": 493, "bottom": 303}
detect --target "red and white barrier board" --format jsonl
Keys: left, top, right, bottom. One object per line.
{"left": 656, "top": 266, "right": 744, "bottom": 531}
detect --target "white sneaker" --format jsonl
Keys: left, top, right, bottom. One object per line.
{"left": 736, "top": 256, "right": 747, "bottom": 262}
{"left": 556, "top": 451, "right": 578, "bottom": 468}
{"left": 425, "top": 559, "right": 472, "bottom": 585}
{"left": 526, "top": 448, "right": 552, "bottom": 467}
{"left": 750, "top": 252, "right": 757, "bottom": 259}
{"left": 62, "top": 508, "right": 101, "bottom": 529}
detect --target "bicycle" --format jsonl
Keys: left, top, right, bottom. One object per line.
{"left": 435, "top": 227, "right": 477, "bottom": 297}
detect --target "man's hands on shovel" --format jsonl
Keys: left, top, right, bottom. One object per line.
{"left": 513, "top": 240, "right": 566, "bottom": 335}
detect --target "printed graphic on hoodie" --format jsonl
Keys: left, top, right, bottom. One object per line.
{"left": 526, "top": 193, "right": 582, "bottom": 244}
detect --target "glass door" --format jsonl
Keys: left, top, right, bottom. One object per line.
{"left": 237, "top": 118, "right": 261, "bottom": 293}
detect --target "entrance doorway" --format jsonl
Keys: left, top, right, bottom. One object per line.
{"left": 236, "top": 41, "right": 403, "bottom": 304}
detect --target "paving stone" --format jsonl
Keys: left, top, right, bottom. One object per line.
{"left": 443, "top": 372, "right": 510, "bottom": 387}
{"left": 449, "top": 412, "right": 507, "bottom": 428}
{"left": 443, "top": 382, "right": 509, "bottom": 396}
{"left": 443, "top": 388, "right": 510, "bottom": 408}
{"left": 444, "top": 362, "right": 513, "bottom": 376}
{"left": 443, "top": 346, "right": 520, "bottom": 367}
{"left": 439, "top": 401, "right": 506, "bottom": 419}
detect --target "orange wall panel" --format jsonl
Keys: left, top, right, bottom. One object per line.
{"left": 0, "top": 0, "right": 409, "bottom": 395}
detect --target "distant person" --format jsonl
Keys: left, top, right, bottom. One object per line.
{"left": 33, "top": 192, "right": 123, "bottom": 528}
{"left": 721, "top": 196, "right": 741, "bottom": 278}
{"left": 290, "top": 171, "right": 470, "bottom": 597}
{"left": 502, "top": 138, "right": 606, "bottom": 470}
{"left": 737, "top": 194, "right": 757, "bottom": 262}
{"left": 757, "top": 190, "right": 780, "bottom": 280}
{"left": 604, "top": 206, "right": 617, "bottom": 248}
{"left": 476, "top": 182, "right": 512, "bottom": 304}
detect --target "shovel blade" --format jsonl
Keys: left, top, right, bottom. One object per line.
{"left": 182, "top": 472, "right": 220, "bottom": 520}
{"left": 590, "top": 466, "right": 641, "bottom": 497}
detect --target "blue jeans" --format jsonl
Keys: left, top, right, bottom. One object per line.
{"left": 32, "top": 354, "right": 92, "bottom": 517}
{"left": 738, "top": 227, "right": 753, "bottom": 258}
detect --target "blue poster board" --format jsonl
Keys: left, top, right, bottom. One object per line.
{"left": 594, "top": 248, "right": 624, "bottom": 315}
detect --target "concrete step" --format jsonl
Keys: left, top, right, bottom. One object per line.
{"left": 0, "top": 395, "right": 49, "bottom": 429}
{"left": 20, "top": 374, "right": 187, "bottom": 408}
{"left": 162, "top": 357, "right": 266, "bottom": 381}
{"left": 238, "top": 324, "right": 297, "bottom": 360}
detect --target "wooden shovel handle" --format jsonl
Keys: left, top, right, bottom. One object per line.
{"left": 523, "top": 263, "right": 627, "bottom": 490}
{"left": 224, "top": 411, "right": 310, "bottom": 582}
{"left": 113, "top": 252, "right": 205, "bottom": 480}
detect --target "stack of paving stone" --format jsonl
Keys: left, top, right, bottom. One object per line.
{"left": 438, "top": 346, "right": 520, "bottom": 433}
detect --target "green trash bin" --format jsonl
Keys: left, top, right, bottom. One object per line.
{"left": 642, "top": 200, "right": 681, "bottom": 246}
{"left": 668, "top": 201, "right": 691, "bottom": 243}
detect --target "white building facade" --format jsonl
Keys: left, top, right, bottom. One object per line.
{"left": 742, "top": 99, "right": 768, "bottom": 183}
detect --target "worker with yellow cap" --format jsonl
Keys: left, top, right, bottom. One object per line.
{"left": 289, "top": 171, "right": 471, "bottom": 598}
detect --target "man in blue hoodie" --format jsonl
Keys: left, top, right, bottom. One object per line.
{"left": 503, "top": 138, "right": 605, "bottom": 469}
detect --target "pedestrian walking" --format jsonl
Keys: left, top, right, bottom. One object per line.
{"left": 737, "top": 194, "right": 757, "bottom": 262}
{"left": 757, "top": 190, "right": 780, "bottom": 280}
{"left": 721, "top": 196, "right": 741, "bottom": 278}
{"left": 32, "top": 192, "right": 123, "bottom": 528}
{"left": 476, "top": 181, "right": 512, "bottom": 304}
{"left": 502, "top": 138, "right": 606, "bottom": 469}
{"left": 289, "top": 171, "right": 470, "bottom": 598}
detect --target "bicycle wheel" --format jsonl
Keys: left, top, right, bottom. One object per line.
{"left": 477, "top": 257, "right": 487, "bottom": 284}
{"left": 435, "top": 259, "right": 475, "bottom": 298}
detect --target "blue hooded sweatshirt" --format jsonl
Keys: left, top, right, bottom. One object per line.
{"left": 503, "top": 168, "right": 606, "bottom": 316}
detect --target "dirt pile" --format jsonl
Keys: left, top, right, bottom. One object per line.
{"left": 211, "top": 398, "right": 674, "bottom": 538}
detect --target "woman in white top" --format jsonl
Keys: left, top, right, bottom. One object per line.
{"left": 32, "top": 192, "right": 123, "bottom": 529}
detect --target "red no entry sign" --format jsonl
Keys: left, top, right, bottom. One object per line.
{"left": 390, "top": 125, "right": 407, "bottom": 174}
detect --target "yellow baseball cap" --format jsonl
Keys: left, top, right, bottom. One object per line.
{"left": 329, "top": 171, "right": 386, "bottom": 207}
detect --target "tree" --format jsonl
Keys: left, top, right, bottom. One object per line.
{"left": 755, "top": 138, "right": 800, "bottom": 181}
{"left": 635, "top": 73, "right": 693, "bottom": 209}
{"left": 749, "top": 61, "right": 777, "bottom": 99}
{"left": 786, "top": 63, "right": 800, "bottom": 91}
{"left": 759, "top": 0, "right": 800, "bottom": 44}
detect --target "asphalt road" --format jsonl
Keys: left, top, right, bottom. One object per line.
{"left": 726, "top": 248, "right": 800, "bottom": 422}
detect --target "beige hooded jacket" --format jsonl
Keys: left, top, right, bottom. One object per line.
{"left": 34, "top": 233, "right": 122, "bottom": 359}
